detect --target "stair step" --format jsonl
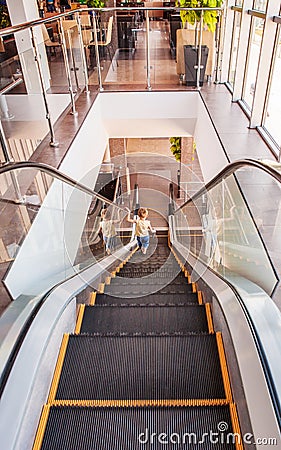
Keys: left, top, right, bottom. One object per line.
{"left": 109, "top": 277, "right": 191, "bottom": 286}
{"left": 52, "top": 334, "right": 226, "bottom": 401}
{"left": 95, "top": 292, "right": 199, "bottom": 305}
{"left": 117, "top": 271, "right": 186, "bottom": 279}
{"left": 37, "top": 405, "right": 237, "bottom": 450}
{"left": 80, "top": 305, "right": 209, "bottom": 334}
{"left": 104, "top": 284, "right": 195, "bottom": 295}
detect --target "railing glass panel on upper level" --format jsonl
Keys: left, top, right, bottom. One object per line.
{"left": 173, "top": 161, "right": 280, "bottom": 297}
{"left": 0, "top": 6, "right": 223, "bottom": 164}
{"left": 0, "top": 163, "right": 131, "bottom": 312}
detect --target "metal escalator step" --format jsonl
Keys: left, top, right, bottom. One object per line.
{"left": 53, "top": 335, "right": 226, "bottom": 401}
{"left": 104, "top": 284, "right": 194, "bottom": 295}
{"left": 37, "top": 405, "right": 238, "bottom": 450}
{"left": 117, "top": 270, "right": 185, "bottom": 278}
{"left": 109, "top": 277, "right": 191, "bottom": 286}
{"left": 80, "top": 305, "right": 209, "bottom": 334}
{"left": 95, "top": 292, "right": 199, "bottom": 304}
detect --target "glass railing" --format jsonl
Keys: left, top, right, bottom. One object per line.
{"left": 172, "top": 159, "right": 281, "bottom": 296}
{"left": 0, "top": 6, "right": 223, "bottom": 163}
{"left": 0, "top": 162, "right": 132, "bottom": 307}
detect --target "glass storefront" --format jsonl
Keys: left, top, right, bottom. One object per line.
{"left": 264, "top": 26, "right": 281, "bottom": 148}
{"left": 228, "top": 11, "right": 241, "bottom": 87}
{"left": 242, "top": 16, "right": 264, "bottom": 111}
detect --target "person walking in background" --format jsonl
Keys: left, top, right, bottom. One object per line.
{"left": 46, "top": 0, "right": 57, "bottom": 12}
{"left": 100, "top": 207, "right": 118, "bottom": 255}
{"left": 126, "top": 207, "right": 156, "bottom": 255}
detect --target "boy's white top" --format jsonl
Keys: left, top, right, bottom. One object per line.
{"left": 135, "top": 219, "right": 151, "bottom": 237}
{"left": 101, "top": 219, "right": 116, "bottom": 237}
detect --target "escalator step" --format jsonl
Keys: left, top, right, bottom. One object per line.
{"left": 109, "top": 277, "right": 191, "bottom": 286}
{"left": 37, "top": 405, "right": 237, "bottom": 450}
{"left": 95, "top": 292, "right": 199, "bottom": 305}
{"left": 118, "top": 266, "right": 184, "bottom": 278}
{"left": 104, "top": 284, "right": 194, "bottom": 295}
{"left": 80, "top": 305, "right": 209, "bottom": 334}
{"left": 53, "top": 335, "right": 226, "bottom": 401}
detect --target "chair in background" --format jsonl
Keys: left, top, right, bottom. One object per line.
{"left": 41, "top": 24, "right": 62, "bottom": 57}
{"left": 86, "top": 16, "right": 118, "bottom": 70}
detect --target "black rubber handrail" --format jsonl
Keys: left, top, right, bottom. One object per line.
{"left": 174, "top": 158, "right": 281, "bottom": 213}
{"left": 0, "top": 161, "right": 127, "bottom": 213}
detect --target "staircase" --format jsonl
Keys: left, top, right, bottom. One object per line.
{"left": 33, "top": 236, "right": 243, "bottom": 449}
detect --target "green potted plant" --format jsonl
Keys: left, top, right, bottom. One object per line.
{"left": 176, "top": 0, "right": 223, "bottom": 86}
{"left": 0, "top": 4, "right": 11, "bottom": 30}
{"left": 170, "top": 137, "right": 182, "bottom": 198}
{"left": 177, "top": 0, "right": 223, "bottom": 33}
{"left": 78, "top": 0, "right": 106, "bottom": 8}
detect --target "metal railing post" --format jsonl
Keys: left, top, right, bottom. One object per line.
{"left": 145, "top": 10, "right": 152, "bottom": 91}
{"left": 67, "top": 29, "right": 79, "bottom": 92}
{"left": 93, "top": 12, "right": 104, "bottom": 92}
{"left": 0, "top": 119, "right": 13, "bottom": 163}
{"left": 196, "top": 13, "right": 204, "bottom": 89}
{"left": 75, "top": 12, "right": 90, "bottom": 94}
{"left": 214, "top": 10, "right": 223, "bottom": 84}
{"left": 30, "top": 27, "right": 59, "bottom": 147}
{"left": 58, "top": 18, "right": 78, "bottom": 116}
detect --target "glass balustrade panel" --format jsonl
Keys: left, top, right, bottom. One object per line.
{"left": 174, "top": 172, "right": 278, "bottom": 296}
{"left": 0, "top": 167, "right": 132, "bottom": 302}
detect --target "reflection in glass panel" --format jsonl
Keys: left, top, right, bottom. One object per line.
{"left": 243, "top": 17, "right": 264, "bottom": 110}
{"left": 253, "top": 0, "right": 268, "bottom": 11}
{"left": 228, "top": 12, "right": 241, "bottom": 86}
{"left": 235, "top": 0, "right": 243, "bottom": 6}
{"left": 264, "top": 27, "right": 281, "bottom": 148}
{"left": 174, "top": 172, "right": 278, "bottom": 295}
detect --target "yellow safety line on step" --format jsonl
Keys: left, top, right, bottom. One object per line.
{"left": 197, "top": 290, "right": 203, "bottom": 305}
{"left": 216, "top": 332, "right": 233, "bottom": 403}
{"left": 229, "top": 403, "right": 244, "bottom": 450}
{"left": 51, "top": 398, "right": 229, "bottom": 408}
{"left": 105, "top": 276, "right": 111, "bottom": 286}
{"left": 47, "top": 334, "right": 69, "bottom": 403}
{"left": 74, "top": 304, "right": 85, "bottom": 334}
{"left": 111, "top": 271, "right": 116, "bottom": 278}
{"left": 32, "top": 404, "right": 50, "bottom": 450}
{"left": 89, "top": 292, "right": 96, "bottom": 305}
{"left": 98, "top": 283, "right": 105, "bottom": 294}
{"left": 192, "top": 282, "right": 197, "bottom": 293}
{"left": 205, "top": 303, "right": 214, "bottom": 334}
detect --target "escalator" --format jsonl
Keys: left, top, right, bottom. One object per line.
{"left": 1, "top": 160, "right": 281, "bottom": 450}
{"left": 33, "top": 236, "right": 242, "bottom": 449}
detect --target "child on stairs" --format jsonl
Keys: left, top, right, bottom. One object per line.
{"left": 126, "top": 207, "right": 156, "bottom": 254}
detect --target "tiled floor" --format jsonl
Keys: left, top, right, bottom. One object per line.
{"left": 0, "top": 19, "right": 279, "bottom": 315}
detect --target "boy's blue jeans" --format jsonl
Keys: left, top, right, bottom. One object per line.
{"left": 137, "top": 235, "right": 149, "bottom": 249}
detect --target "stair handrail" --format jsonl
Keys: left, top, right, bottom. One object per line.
{"left": 174, "top": 158, "right": 281, "bottom": 214}
{"left": 0, "top": 161, "right": 128, "bottom": 213}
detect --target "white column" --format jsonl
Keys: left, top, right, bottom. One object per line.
{"left": 6, "top": 0, "right": 51, "bottom": 92}
{"left": 220, "top": 0, "right": 236, "bottom": 82}
{"left": 250, "top": 0, "right": 280, "bottom": 128}
{"left": 232, "top": 0, "right": 252, "bottom": 102}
